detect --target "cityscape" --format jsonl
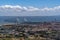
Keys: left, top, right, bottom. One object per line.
{"left": 0, "top": 17, "right": 60, "bottom": 40}
{"left": 0, "top": 0, "right": 60, "bottom": 40}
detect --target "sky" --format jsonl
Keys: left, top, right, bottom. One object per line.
{"left": 0, "top": 0, "right": 60, "bottom": 16}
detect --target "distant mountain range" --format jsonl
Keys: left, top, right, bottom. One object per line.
{"left": 0, "top": 16, "right": 60, "bottom": 23}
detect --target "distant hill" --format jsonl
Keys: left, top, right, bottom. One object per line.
{"left": 0, "top": 16, "right": 60, "bottom": 23}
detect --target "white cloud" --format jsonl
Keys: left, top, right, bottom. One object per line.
{"left": 0, "top": 5, "right": 60, "bottom": 16}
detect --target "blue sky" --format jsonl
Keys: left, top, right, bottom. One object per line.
{"left": 0, "top": 0, "right": 60, "bottom": 16}
{"left": 0, "top": 0, "right": 60, "bottom": 8}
